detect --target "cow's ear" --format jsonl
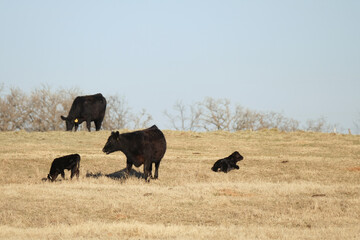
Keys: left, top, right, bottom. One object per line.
{"left": 115, "top": 131, "right": 120, "bottom": 137}
{"left": 61, "top": 116, "right": 67, "bottom": 121}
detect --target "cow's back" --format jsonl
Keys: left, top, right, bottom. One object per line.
{"left": 50, "top": 154, "right": 80, "bottom": 172}
{"left": 69, "top": 93, "right": 106, "bottom": 119}
{"left": 143, "top": 125, "right": 166, "bottom": 161}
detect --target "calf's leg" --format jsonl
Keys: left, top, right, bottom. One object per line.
{"left": 60, "top": 170, "right": 65, "bottom": 179}
{"left": 71, "top": 167, "right": 80, "bottom": 179}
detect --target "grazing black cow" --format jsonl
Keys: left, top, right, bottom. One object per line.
{"left": 61, "top": 93, "right": 106, "bottom": 132}
{"left": 47, "top": 154, "right": 81, "bottom": 182}
{"left": 211, "top": 151, "right": 244, "bottom": 173}
{"left": 102, "top": 125, "right": 167, "bottom": 182}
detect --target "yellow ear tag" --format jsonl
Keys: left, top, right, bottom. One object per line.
{"left": 74, "top": 119, "right": 78, "bottom": 123}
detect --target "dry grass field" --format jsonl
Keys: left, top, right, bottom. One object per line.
{"left": 0, "top": 129, "right": 359, "bottom": 239}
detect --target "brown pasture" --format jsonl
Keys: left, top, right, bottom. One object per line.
{"left": 0, "top": 130, "right": 359, "bottom": 239}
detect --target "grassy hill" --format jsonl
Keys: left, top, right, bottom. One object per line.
{"left": 0, "top": 129, "right": 359, "bottom": 239}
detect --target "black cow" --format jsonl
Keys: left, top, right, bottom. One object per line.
{"left": 61, "top": 93, "right": 106, "bottom": 132}
{"left": 46, "top": 154, "right": 81, "bottom": 182}
{"left": 102, "top": 125, "right": 167, "bottom": 182}
{"left": 211, "top": 151, "right": 244, "bottom": 173}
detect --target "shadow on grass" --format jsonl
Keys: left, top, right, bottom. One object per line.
{"left": 86, "top": 168, "right": 145, "bottom": 181}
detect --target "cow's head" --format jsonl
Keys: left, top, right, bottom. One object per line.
{"left": 47, "top": 174, "right": 55, "bottom": 182}
{"left": 61, "top": 116, "right": 78, "bottom": 131}
{"left": 230, "top": 151, "right": 244, "bottom": 162}
{"left": 102, "top": 131, "right": 122, "bottom": 154}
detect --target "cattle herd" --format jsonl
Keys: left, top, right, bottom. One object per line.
{"left": 44, "top": 93, "right": 245, "bottom": 182}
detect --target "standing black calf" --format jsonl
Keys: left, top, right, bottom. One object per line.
{"left": 47, "top": 154, "right": 80, "bottom": 181}
{"left": 211, "top": 151, "right": 244, "bottom": 173}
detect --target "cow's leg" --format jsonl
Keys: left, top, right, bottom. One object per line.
{"left": 74, "top": 124, "right": 79, "bottom": 132}
{"left": 154, "top": 161, "right": 160, "bottom": 179}
{"left": 149, "top": 163, "right": 153, "bottom": 178}
{"left": 228, "top": 161, "right": 239, "bottom": 170}
{"left": 126, "top": 160, "right": 133, "bottom": 177}
{"left": 86, "top": 120, "right": 91, "bottom": 132}
{"left": 143, "top": 161, "right": 151, "bottom": 182}
{"left": 61, "top": 170, "right": 65, "bottom": 179}
{"left": 94, "top": 120, "right": 102, "bottom": 131}
{"left": 220, "top": 162, "right": 228, "bottom": 173}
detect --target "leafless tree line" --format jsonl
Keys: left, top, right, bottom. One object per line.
{"left": 0, "top": 85, "right": 151, "bottom": 131}
{"left": 165, "top": 97, "right": 336, "bottom": 132}
{"left": 0, "top": 85, "right": 337, "bottom": 132}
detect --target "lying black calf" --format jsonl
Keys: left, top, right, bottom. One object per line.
{"left": 211, "top": 151, "right": 244, "bottom": 173}
{"left": 46, "top": 154, "right": 80, "bottom": 181}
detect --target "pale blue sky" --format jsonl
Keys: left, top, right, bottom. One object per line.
{"left": 1, "top": 0, "right": 359, "bottom": 131}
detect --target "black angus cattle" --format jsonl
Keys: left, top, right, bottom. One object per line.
{"left": 61, "top": 93, "right": 106, "bottom": 131}
{"left": 102, "top": 125, "right": 167, "bottom": 182}
{"left": 47, "top": 154, "right": 81, "bottom": 182}
{"left": 211, "top": 151, "right": 244, "bottom": 173}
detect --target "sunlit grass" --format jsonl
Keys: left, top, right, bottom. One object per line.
{"left": 0, "top": 130, "right": 359, "bottom": 239}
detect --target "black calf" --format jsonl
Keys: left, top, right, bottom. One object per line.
{"left": 47, "top": 154, "right": 80, "bottom": 181}
{"left": 211, "top": 151, "right": 244, "bottom": 173}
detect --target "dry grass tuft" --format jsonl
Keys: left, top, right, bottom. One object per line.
{"left": 0, "top": 130, "right": 360, "bottom": 239}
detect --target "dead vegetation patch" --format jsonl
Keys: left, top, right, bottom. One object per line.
{"left": 348, "top": 166, "right": 360, "bottom": 172}
{"left": 215, "top": 188, "right": 257, "bottom": 197}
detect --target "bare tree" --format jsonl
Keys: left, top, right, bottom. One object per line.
{"left": 305, "top": 117, "right": 333, "bottom": 132}
{"left": 102, "top": 94, "right": 131, "bottom": 130}
{"left": 256, "top": 111, "right": 300, "bottom": 132}
{"left": 102, "top": 95, "right": 153, "bottom": 130}
{"left": 0, "top": 87, "right": 29, "bottom": 131}
{"left": 164, "top": 100, "right": 202, "bottom": 131}
{"left": 281, "top": 118, "right": 300, "bottom": 132}
{"left": 131, "top": 108, "right": 153, "bottom": 129}
{"left": 188, "top": 104, "right": 202, "bottom": 131}
{"left": 232, "top": 106, "right": 259, "bottom": 131}
{"left": 0, "top": 85, "right": 83, "bottom": 131}
{"left": 28, "top": 85, "right": 82, "bottom": 131}
{"left": 200, "top": 97, "right": 233, "bottom": 131}
{"left": 165, "top": 97, "right": 301, "bottom": 132}
{"left": 28, "top": 85, "right": 65, "bottom": 131}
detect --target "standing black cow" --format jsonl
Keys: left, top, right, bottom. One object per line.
{"left": 102, "top": 125, "right": 167, "bottom": 182}
{"left": 47, "top": 154, "right": 81, "bottom": 182}
{"left": 211, "top": 151, "right": 244, "bottom": 173}
{"left": 61, "top": 93, "right": 106, "bottom": 132}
